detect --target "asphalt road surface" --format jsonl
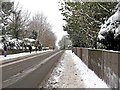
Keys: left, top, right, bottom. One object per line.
{"left": 1, "top": 50, "right": 64, "bottom": 88}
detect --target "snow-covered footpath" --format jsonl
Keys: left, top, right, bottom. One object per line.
{"left": 45, "top": 50, "right": 109, "bottom": 88}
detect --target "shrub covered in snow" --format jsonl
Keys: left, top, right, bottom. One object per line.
{"left": 98, "top": 2, "right": 120, "bottom": 51}
{"left": 0, "top": 35, "right": 36, "bottom": 51}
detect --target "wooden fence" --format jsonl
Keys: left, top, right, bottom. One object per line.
{"left": 72, "top": 47, "right": 120, "bottom": 89}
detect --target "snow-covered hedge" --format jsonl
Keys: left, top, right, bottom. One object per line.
{"left": 0, "top": 36, "right": 36, "bottom": 50}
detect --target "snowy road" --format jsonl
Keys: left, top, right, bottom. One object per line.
{"left": 45, "top": 50, "right": 109, "bottom": 88}
{"left": 2, "top": 50, "right": 64, "bottom": 88}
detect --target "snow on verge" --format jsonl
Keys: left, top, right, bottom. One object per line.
{"left": 45, "top": 51, "right": 65, "bottom": 88}
{"left": 0, "top": 50, "right": 53, "bottom": 61}
{"left": 72, "top": 51, "right": 109, "bottom": 88}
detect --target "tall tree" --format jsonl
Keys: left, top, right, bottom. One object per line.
{"left": 8, "top": 3, "right": 31, "bottom": 40}
{"left": 58, "top": 35, "right": 72, "bottom": 49}
{"left": 28, "top": 13, "right": 56, "bottom": 48}
{"left": 59, "top": 1, "right": 117, "bottom": 48}
{"left": 0, "top": 1, "right": 13, "bottom": 42}
{"left": 28, "top": 13, "right": 47, "bottom": 40}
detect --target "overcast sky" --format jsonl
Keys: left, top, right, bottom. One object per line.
{"left": 13, "top": 0, "right": 67, "bottom": 46}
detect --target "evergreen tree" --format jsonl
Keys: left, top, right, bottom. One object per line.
{"left": 0, "top": 1, "right": 13, "bottom": 42}
{"left": 98, "top": 2, "right": 120, "bottom": 51}
{"left": 59, "top": 1, "right": 117, "bottom": 48}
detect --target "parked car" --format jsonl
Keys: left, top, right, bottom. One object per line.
{"left": 42, "top": 47, "right": 49, "bottom": 50}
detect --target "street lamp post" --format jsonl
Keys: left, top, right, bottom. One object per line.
{"left": 64, "top": 37, "right": 65, "bottom": 50}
